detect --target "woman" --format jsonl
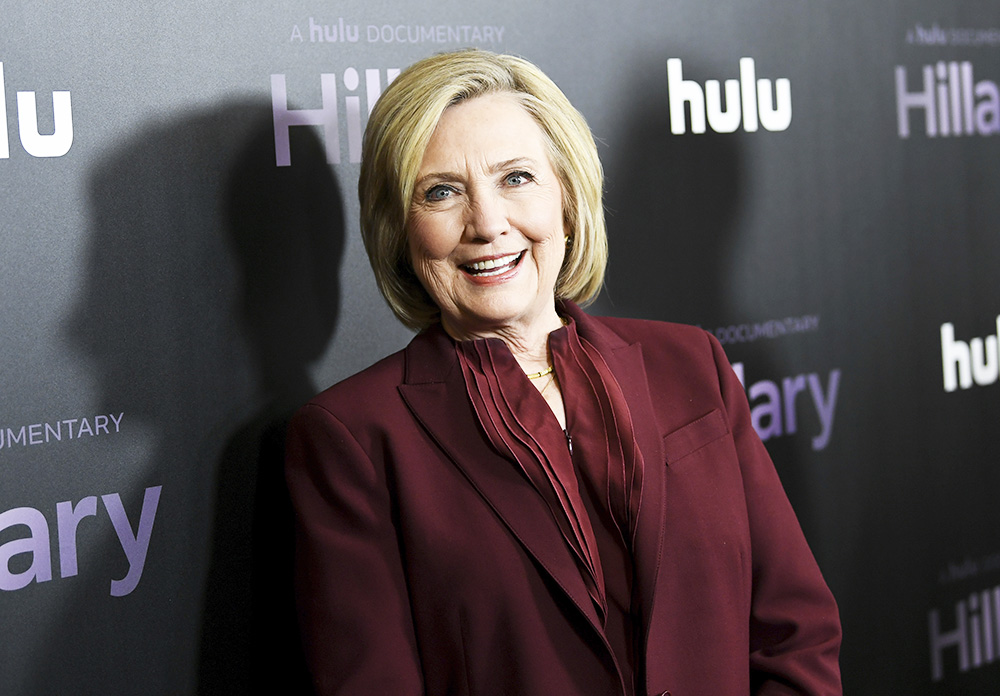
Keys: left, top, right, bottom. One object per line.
{"left": 285, "top": 49, "right": 842, "bottom": 695}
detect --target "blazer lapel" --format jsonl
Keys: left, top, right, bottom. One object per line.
{"left": 398, "top": 327, "right": 605, "bottom": 634}
{"left": 606, "top": 342, "right": 667, "bottom": 629}
{"left": 568, "top": 306, "right": 667, "bottom": 631}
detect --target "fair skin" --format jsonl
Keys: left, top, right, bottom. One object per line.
{"left": 407, "top": 93, "right": 568, "bottom": 426}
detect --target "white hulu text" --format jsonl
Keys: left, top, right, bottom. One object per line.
{"left": 0, "top": 62, "right": 73, "bottom": 158}
{"left": 940, "top": 317, "right": 1000, "bottom": 392}
{"left": 666, "top": 57, "right": 791, "bottom": 135}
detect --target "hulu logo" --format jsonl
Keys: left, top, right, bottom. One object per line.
{"left": 666, "top": 57, "right": 791, "bottom": 135}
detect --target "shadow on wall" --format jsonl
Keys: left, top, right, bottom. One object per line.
{"left": 60, "top": 101, "right": 343, "bottom": 695}
{"left": 594, "top": 57, "right": 744, "bottom": 327}
{"left": 201, "top": 106, "right": 344, "bottom": 695}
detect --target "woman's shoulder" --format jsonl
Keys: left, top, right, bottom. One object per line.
{"left": 303, "top": 346, "right": 408, "bottom": 421}
{"left": 576, "top": 310, "right": 734, "bottom": 398}
{"left": 592, "top": 312, "right": 708, "bottom": 341}
{"left": 581, "top": 310, "right": 720, "bottom": 362}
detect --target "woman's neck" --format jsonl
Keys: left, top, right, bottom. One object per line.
{"left": 444, "top": 306, "right": 568, "bottom": 429}
{"left": 441, "top": 306, "right": 563, "bottom": 374}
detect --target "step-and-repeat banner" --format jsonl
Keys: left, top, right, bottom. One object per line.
{"left": 2, "top": 2, "right": 998, "bottom": 693}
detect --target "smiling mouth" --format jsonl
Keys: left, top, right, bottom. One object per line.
{"left": 461, "top": 251, "right": 525, "bottom": 277}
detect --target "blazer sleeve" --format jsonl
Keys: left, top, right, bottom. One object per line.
{"left": 710, "top": 335, "right": 843, "bottom": 696}
{"left": 285, "top": 402, "right": 424, "bottom": 695}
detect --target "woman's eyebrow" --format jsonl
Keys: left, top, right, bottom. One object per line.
{"left": 417, "top": 157, "right": 538, "bottom": 182}
{"left": 488, "top": 157, "right": 538, "bottom": 173}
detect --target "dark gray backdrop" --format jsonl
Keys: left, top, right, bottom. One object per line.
{"left": 2, "top": 1, "right": 998, "bottom": 693}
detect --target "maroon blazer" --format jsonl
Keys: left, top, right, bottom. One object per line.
{"left": 285, "top": 303, "right": 842, "bottom": 695}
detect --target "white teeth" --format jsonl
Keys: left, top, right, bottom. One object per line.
{"left": 465, "top": 252, "right": 522, "bottom": 274}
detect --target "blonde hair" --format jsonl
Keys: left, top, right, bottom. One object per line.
{"left": 359, "top": 49, "right": 607, "bottom": 330}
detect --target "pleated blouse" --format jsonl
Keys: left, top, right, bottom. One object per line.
{"left": 454, "top": 316, "right": 645, "bottom": 692}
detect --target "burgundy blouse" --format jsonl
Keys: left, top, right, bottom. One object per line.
{"left": 455, "top": 317, "right": 645, "bottom": 690}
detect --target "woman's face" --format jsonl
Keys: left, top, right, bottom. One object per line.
{"left": 406, "top": 92, "right": 566, "bottom": 340}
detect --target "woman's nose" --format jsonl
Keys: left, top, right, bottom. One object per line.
{"left": 464, "top": 192, "right": 509, "bottom": 242}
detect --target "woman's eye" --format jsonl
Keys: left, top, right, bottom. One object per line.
{"left": 425, "top": 185, "right": 453, "bottom": 202}
{"left": 504, "top": 171, "right": 533, "bottom": 187}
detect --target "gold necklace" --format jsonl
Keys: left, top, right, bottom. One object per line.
{"left": 539, "top": 372, "right": 558, "bottom": 395}
{"left": 526, "top": 365, "right": 554, "bottom": 380}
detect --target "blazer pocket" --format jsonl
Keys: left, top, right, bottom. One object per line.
{"left": 662, "top": 409, "right": 729, "bottom": 465}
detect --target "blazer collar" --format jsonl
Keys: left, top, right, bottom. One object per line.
{"left": 398, "top": 304, "right": 666, "bottom": 637}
